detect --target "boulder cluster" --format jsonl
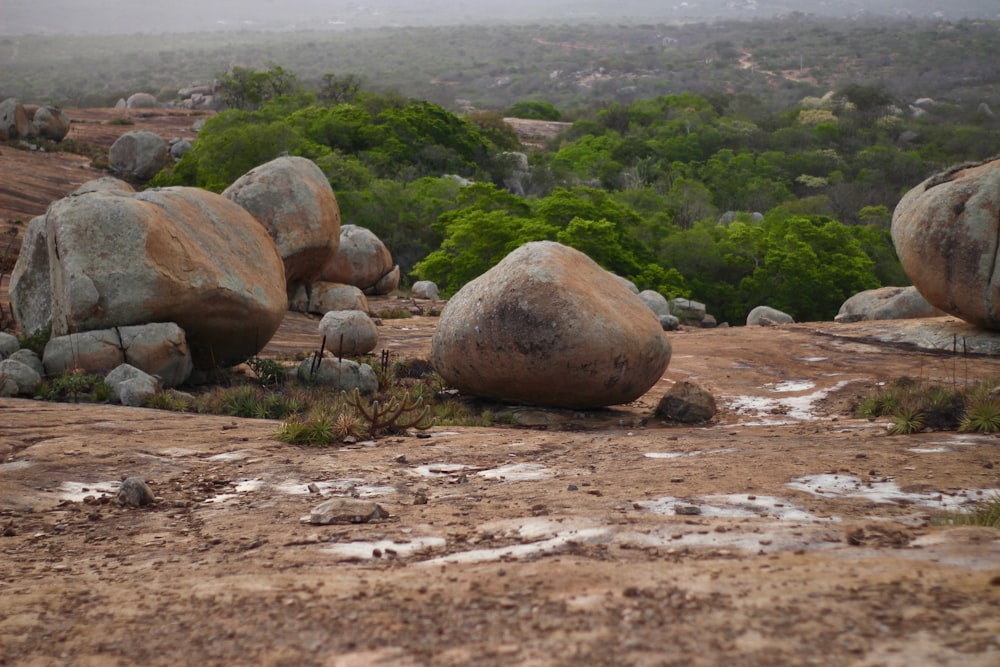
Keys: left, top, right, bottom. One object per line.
{"left": 6, "top": 154, "right": 398, "bottom": 393}
{"left": 0, "top": 98, "right": 72, "bottom": 142}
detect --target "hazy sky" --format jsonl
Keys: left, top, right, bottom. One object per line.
{"left": 1, "top": 0, "right": 997, "bottom": 36}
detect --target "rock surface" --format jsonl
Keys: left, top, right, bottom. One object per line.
{"left": 223, "top": 156, "right": 340, "bottom": 290}
{"left": 891, "top": 157, "right": 1000, "bottom": 329}
{"left": 431, "top": 241, "right": 671, "bottom": 408}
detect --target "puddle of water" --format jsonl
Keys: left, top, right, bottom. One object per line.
{"left": 206, "top": 450, "right": 257, "bottom": 462}
{"left": 644, "top": 448, "right": 738, "bottom": 460}
{"left": 907, "top": 447, "right": 953, "bottom": 454}
{"left": 477, "top": 463, "right": 553, "bottom": 481}
{"left": 637, "top": 494, "right": 825, "bottom": 521}
{"left": 786, "top": 474, "right": 995, "bottom": 511}
{"left": 412, "top": 463, "right": 469, "bottom": 477}
{"left": 59, "top": 480, "right": 120, "bottom": 501}
{"left": 203, "top": 478, "right": 396, "bottom": 503}
{"left": 927, "top": 434, "right": 996, "bottom": 447}
{"left": 767, "top": 380, "right": 815, "bottom": 393}
{"left": 0, "top": 460, "right": 32, "bottom": 472}
{"left": 796, "top": 357, "right": 828, "bottom": 362}
{"left": 419, "top": 527, "right": 611, "bottom": 566}
{"left": 727, "top": 380, "right": 851, "bottom": 424}
{"left": 320, "top": 536, "right": 447, "bottom": 561}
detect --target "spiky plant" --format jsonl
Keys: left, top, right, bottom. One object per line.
{"left": 959, "top": 397, "right": 1000, "bottom": 433}
{"left": 888, "top": 405, "right": 925, "bottom": 435}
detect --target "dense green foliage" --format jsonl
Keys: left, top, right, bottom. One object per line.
{"left": 7, "top": 16, "right": 999, "bottom": 324}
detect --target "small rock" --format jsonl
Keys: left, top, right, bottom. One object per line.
{"left": 674, "top": 504, "right": 702, "bottom": 516}
{"left": 117, "top": 477, "right": 155, "bottom": 507}
{"left": 304, "top": 498, "right": 388, "bottom": 525}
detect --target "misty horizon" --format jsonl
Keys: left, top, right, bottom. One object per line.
{"left": 2, "top": 0, "right": 999, "bottom": 37}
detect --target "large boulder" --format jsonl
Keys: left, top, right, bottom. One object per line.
{"left": 0, "top": 332, "right": 19, "bottom": 358}
{"left": 223, "top": 156, "right": 340, "bottom": 291}
{"left": 0, "top": 98, "right": 29, "bottom": 141}
{"left": 22, "top": 186, "right": 286, "bottom": 369}
{"left": 835, "top": 286, "right": 945, "bottom": 323}
{"left": 431, "top": 241, "right": 671, "bottom": 409}
{"left": 43, "top": 323, "right": 194, "bottom": 387}
{"left": 671, "top": 298, "right": 707, "bottom": 326}
{"left": 638, "top": 290, "right": 670, "bottom": 317}
{"left": 109, "top": 130, "right": 168, "bottom": 181}
{"left": 891, "top": 158, "right": 1000, "bottom": 329}
{"left": 319, "top": 225, "right": 395, "bottom": 294}
{"left": 31, "top": 106, "right": 71, "bottom": 141}
{"left": 0, "top": 359, "right": 41, "bottom": 397}
{"left": 411, "top": 280, "right": 440, "bottom": 301}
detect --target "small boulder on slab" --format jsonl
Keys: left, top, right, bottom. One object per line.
{"left": 654, "top": 379, "right": 717, "bottom": 423}
{"left": 317, "top": 310, "right": 379, "bottom": 356}
{"left": 431, "top": 241, "right": 671, "bottom": 409}
{"left": 835, "top": 286, "right": 945, "bottom": 323}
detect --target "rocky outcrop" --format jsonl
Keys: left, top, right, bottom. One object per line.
{"left": 223, "top": 156, "right": 340, "bottom": 292}
{"left": 8, "top": 215, "right": 51, "bottom": 336}
{"left": 319, "top": 225, "right": 397, "bottom": 295}
{"left": 431, "top": 241, "right": 671, "bottom": 409}
{"left": 109, "top": 130, "right": 169, "bottom": 181}
{"left": 835, "top": 286, "right": 945, "bottom": 323}
{"left": 891, "top": 158, "right": 1000, "bottom": 329}
{"left": 671, "top": 298, "right": 708, "bottom": 326}
{"left": 13, "top": 185, "right": 286, "bottom": 369}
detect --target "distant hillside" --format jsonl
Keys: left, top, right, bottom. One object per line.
{"left": 1, "top": 0, "right": 998, "bottom": 36}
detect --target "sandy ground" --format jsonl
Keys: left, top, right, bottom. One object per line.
{"left": 2, "top": 315, "right": 1000, "bottom": 667}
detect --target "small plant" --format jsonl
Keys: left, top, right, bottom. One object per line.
{"left": 374, "top": 307, "right": 413, "bottom": 319}
{"left": 887, "top": 406, "right": 925, "bottom": 435}
{"left": 107, "top": 116, "right": 135, "bottom": 126}
{"left": 959, "top": 397, "right": 1000, "bottom": 433}
{"left": 17, "top": 325, "right": 51, "bottom": 358}
{"left": 942, "top": 494, "right": 1000, "bottom": 527}
{"left": 221, "top": 385, "right": 266, "bottom": 418}
{"left": 37, "top": 369, "right": 111, "bottom": 403}
{"left": 275, "top": 413, "right": 338, "bottom": 446}
{"left": 347, "top": 387, "right": 434, "bottom": 438}
{"left": 246, "top": 356, "right": 286, "bottom": 387}
{"left": 143, "top": 389, "right": 193, "bottom": 412}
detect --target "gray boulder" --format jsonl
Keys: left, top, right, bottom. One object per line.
{"left": 431, "top": 241, "right": 671, "bottom": 409}
{"left": 71, "top": 177, "right": 135, "bottom": 196}
{"left": 411, "top": 280, "right": 440, "bottom": 300}
{"left": 610, "top": 274, "right": 640, "bottom": 294}
{"left": 746, "top": 305, "right": 794, "bottom": 326}
{"left": 0, "top": 332, "right": 18, "bottom": 358}
{"left": 318, "top": 310, "right": 379, "bottom": 356}
{"left": 169, "top": 139, "right": 192, "bottom": 158}
{"left": 671, "top": 298, "right": 707, "bottom": 326}
{"left": 43, "top": 323, "right": 193, "bottom": 387}
{"left": 22, "top": 185, "right": 286, "bottom": 368}
{"left": 655, "top": 379, "right": 717, "bottom": 423}
{"left": 223, "top": 156, "right": 340, "bottom": 291}
{"left": 0, "top": 98, "right": 29, "bottom": 141}
{"left": 891, "top": 158, "right": 1000, "bottom": 329}
{"left": 308, "top": 282, "right": 369, "bottom": 314}
{"left": 296, "top": 357, "right": 377, "bottom": 394}
{"left": 638, "top": 290, "right": 670, "bottom": 317}
{"left": 7, "top": 349, "right": 43, "bottom": 376}
{"left": 0, "top": 359, "right": 42, "bottom": 397}
{"left": 835, "top": 286, "right": 945, "bottom": 323}
{"left": 109, "top": 130, "right": 168, "bottom": 181}
{"left": 372, "top": 265, "right": 400, "bottom": 295}
{"left": 659, "top": 314, "right": 680, "bottom": 331}
{"left": 319, "top": 225, "right": 395, "bottom": 294}
{"left": 126, "top": 93, "right": 158, "bottom": 109}
{"left": 31, "top": 106, "right": 71, "bottom": 141}
{"left": 106, "top": 364, "right": 160, "bottom": 406}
